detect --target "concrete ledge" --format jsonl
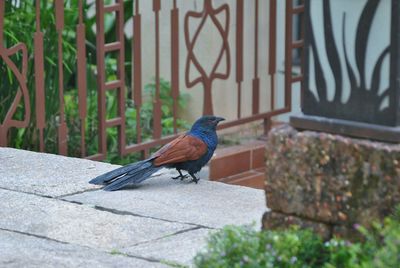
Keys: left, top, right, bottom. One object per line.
{"left": 0, "top": 148, "right": 266, "bottom": 267}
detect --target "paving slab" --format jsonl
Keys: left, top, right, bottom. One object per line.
{"left": 65, "top": 175, "right": 266, "bottom": 228}
{"left": 0, "top": 148, "right": 115, "bottom": 197}
{"left": 0, "top": 148, "right": 267, "bottom": 266}
{"left": 0, "top": 189, "right": 191, "bottom": 251}
{"left": 124, "top": 228, "right": 214, "bottom": 267}
{"left": 0, "top": 229, "right": 166, "bottom": 268}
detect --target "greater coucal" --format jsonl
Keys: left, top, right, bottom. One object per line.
{"left": 89, "top": 115, "right": 225, "bottom": 191}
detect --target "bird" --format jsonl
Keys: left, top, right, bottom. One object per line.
{"left": 89, "top": 115, "right": 225, "bottom": 191}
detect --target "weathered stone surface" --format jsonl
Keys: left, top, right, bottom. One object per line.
{"left": 0, "top": 189, "right": 190, "bottom": 250}
{"left": 265, "top": 125, "right": 400, "bottom": 227}
{"left": 0, "top": 229, "right": 165, "bottom": 268}
{"left": 262, "top": 211, "right": 331, "bottom": 240}
{"left": 65, "top": 174, "right": 266, "bottom": 228}
{"left": 0, "top": 148, "right": 118, "bottom": 197}
{"left": 0, "top": 148, "right": 267, "bottom": 265}
{"left": 125, "top": 228, "right": 213, "bottom": 267}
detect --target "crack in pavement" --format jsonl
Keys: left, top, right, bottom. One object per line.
{"left": 57, "top": 188, "right": 100, "bottom": 198}
{"left": 0, "top": 187, "right": 214, "bottom": 230}
{"left": 125, "top": 226, "right": 202, "bottom": 248}
{"left": 90, "top": 204, "right": 215, "bottom": 230}
{"left": 0, "top": 227, "right": 178, "bottom": 266}
{"left": 0, "top": 186, "right": 53, "bottom": 199}
{"left": 0, "top": 227, "right": 68, "bottom": 245}
{"left": 0, "top": 186, "right": 99, "bottom": 200}
{"left": 0, "top": 185, "right": 211, "bottom": 267}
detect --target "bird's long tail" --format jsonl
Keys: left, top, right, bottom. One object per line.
{"left": 89, "top": 160, "right": 161, "bottom": 191}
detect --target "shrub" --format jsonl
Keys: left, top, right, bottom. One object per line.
{"left": 194, "top": 207, "right": 400, "bottom": 268}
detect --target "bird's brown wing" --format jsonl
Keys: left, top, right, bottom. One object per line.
{"left": 152, "top": 134, "right": 207, "bottom": 166}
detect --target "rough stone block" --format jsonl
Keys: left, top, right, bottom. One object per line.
{"left": 265, "top": 125, "right": 400, "bottom": 227}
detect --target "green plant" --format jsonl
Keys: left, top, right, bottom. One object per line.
{"left": 1, "top": 1, "right": 79, "bottom": 151}
{"left": 194, "top": 206, "right": 400, "bottom": 268}
{"left": 194, "top": 225, "right": 325, "bottom": 268}
{"left": 65, "top": 77, "right": 189, "bottom": 164}
{"left": 142, "top": 78, "right": 190, "bottom": 137}
{"left": 2, "top": 1, "right": 190, "bottom": 165}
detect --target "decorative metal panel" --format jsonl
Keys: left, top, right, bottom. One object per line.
{"left": 302, "top": 0, "right": 400, "bottom": 127}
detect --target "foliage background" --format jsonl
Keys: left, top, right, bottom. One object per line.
{"left": 1, "top": 0, "right": 189, "bottom": 164}
{"left": 195, "top": 207, "right": 400, "bottom": 268}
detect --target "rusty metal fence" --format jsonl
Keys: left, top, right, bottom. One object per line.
{"left": 0, "top": 0, "right": 304, "bottom": 161}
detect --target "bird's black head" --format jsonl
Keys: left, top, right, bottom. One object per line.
{"left": 190, "top": 115, "right": 225, "bottom": 132}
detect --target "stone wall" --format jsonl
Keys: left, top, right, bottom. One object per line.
{"left": 262, "top": 125, "right": 400, "bottom": 240}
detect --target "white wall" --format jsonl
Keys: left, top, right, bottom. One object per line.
{"left": 126, "top": 0, "right": 275, "bottom": 122}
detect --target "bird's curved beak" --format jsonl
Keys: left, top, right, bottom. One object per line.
{"left": 215, "top": 117, "right": 225, "bottom": 123}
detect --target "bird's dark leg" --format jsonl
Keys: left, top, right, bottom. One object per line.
{"left": 189, "top": 172, "right": 199, "bottom": 184}
{"left": 171, "top": 169, "right": 189, "bottom": 180}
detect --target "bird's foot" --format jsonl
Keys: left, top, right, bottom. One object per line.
{"left": 171, "top": 174, "right": 189, "bottom": 180}
{"left": 188, "top": 173, "right": 200, "bottom": 184}
{"left": 190, "top": 176, "right": 200, "bottom": 184}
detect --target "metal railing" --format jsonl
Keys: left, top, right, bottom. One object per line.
{"left": 0, "top": 0, "right": 304, "bottom": 161}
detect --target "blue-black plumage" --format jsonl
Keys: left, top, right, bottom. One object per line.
{"left": 89, "top": 115, "right": 225, "bottom": 191}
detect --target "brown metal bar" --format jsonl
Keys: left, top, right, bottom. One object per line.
{"left": 292, "top": 39, "right": 304, "bottom": 48}
{"left": 116, "top": 0, "right": 126, "bottom": 155}
{"left": 105, "top": 80, "right": 123, "bottom": 90}
{"left": 104, "top": 4, "right": 121, "bottom": 13}
{"left": 104, "top": 41, "right": 122, "bottom": 52}
{"left": 171, "top": 3, "right": 179, "bottom": 134}
{"left": 86, "top": 153, "right": 105, "bottom": 161}
{"left": 218, "top": 108, "right": 290, "bottom": 130}
{"left": 55, "top": 0, "right": 67, "bottom": 155}
{"left": 124, "top": 134, "right": 179, "bottom": 154}
{"left": 292, "top": 76, "right": 303, "bottom": 83}
{"left": 266, "top": 0, "right": 277, "bottom": 134}
{"left": 270, "top": 75, "right": 275, "bottom": 110}
{"left": 105, "top": 117, "right": 123, "bottom": 127}
{"left": 299, "top": 1, "right": 306, "bottom": 103}
{"left": 153, "top": 0, "right": 162, "bottom": 139}
{"left": 252, "top": 0, "right": 260, "bottom": 115}
{"left": 34, "top": 0, "right": 45, "bottom": 152}
{"left": 133, "top": 0, "right": 142, "bottom": 145}
{"left": 284, "top": 0, "right": 293, "bottom": 109}
{"left": 77, "top": 0, "right": 87, "bottom": 157}
{"left": 0, "top": 43, "right": 30, "bottom": 146}
{"left": 293, "top": 5, "right": 305, "bottom": 14}
{"left": 95, "top": 0, "right": 107, "bottom": 159}
{"left": 0, "top": 1, "right": 3, "bottom": 46}
{"left": 268, "top": 0, "right": 277, "bottom": 76}
{"left": 236, "top": 0, "right": 243, "bottom": 118}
